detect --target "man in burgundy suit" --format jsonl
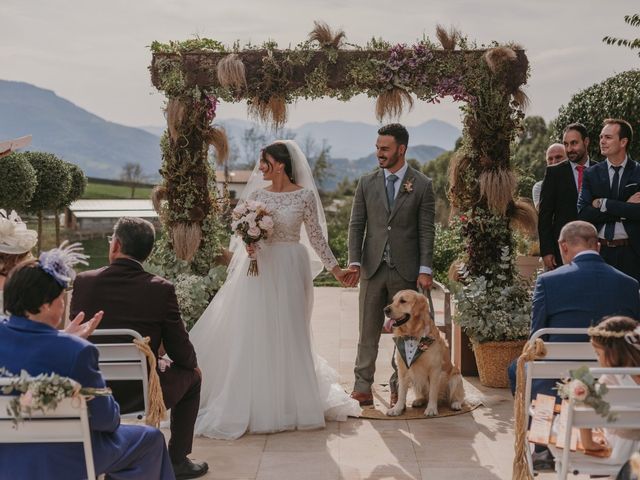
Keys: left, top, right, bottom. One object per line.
{"left": 71, "top": 217, "right": 208, "bottom": 480}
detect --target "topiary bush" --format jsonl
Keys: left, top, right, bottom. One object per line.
{"left": 553, "top": 70, "right": 640, "bottom": 161}
{"left": 0, "top": 153, "right": 37, "bottom": 212}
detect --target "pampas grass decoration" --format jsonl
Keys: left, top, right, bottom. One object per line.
{"left": 375, "top": 88, "right": 413, "bottom": 122}
{"left": 309, "top": 20, "right": 346, "bottom": 48}
{"left": 484, "top": 47, "right": 517, "bottom": 74}
{"left": 436, "top": 24, "right": 459, "bottom": 50}
{"left": 216, "top": 54, "right": 247, "bottom": 90}
{"left": 448, "top": 152, "right": 471, "bottom": 206}
{"left": 166, "top": 99, "right": 186, "bottom": 143}
{"left": 479, "top": 169, "right": 516, "bottom": 216}
{"left": 205, "top": 126, "right": 229, "bottom": 165}
{"left": 172, "top": 222, "right": 202, "bottom": 262}
{"left": 151, "top": 185, "right": 167, "bottom": 213}
{"left": 508, "top": 199, "right": 538, "bottom": 235}
{"left": 513, "top": 87, "right": 530, "bottom": 110}
{"left": 248, "top": 96, "right": 288, "bottom": 129}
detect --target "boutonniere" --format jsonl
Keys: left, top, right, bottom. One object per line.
{"left": 418, "top": 336, "right": 434, "bottom": 351}
{"left": 402, "top": 178, "right": 414, "bottom": 193}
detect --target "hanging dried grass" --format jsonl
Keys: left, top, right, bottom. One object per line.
{"left": 151, "top": 185, "right": 167, "bottom": 213}
{"left": 513, "top": 87, "right": 530, "bottom": 110}
{"left": 375, "top": 88, "right": 413, "bottom": 122}
{"left": 205, "top": 126, "right": 229, "bottom": 165}
{"left": 216, "top": 54, "right": 247, "bottom": 90}
{"left": 248, "top": 96, "right": 288, "bottom": 129}
{"left": 436, "top": 24, "right": 460, "bottom": 50}
{"left": 484, "top": 47, "right": 517, "bottom": 74}
{"left": 508, "top": 199, "right": 537, "bottom": 235}
{"left": 171, "top": 222, "right": 202, "bottom": 262}
{"left": 448, "top": 152, "right": 471, "bottom": 206}
{"left": 309, "top": 20, "right": 346, "bottom": 48}
{"left": 166, "top": 99, "right": 186, "bottom": 142}
{"left": 479, "top": 169, "right": 516, "bottom": 216}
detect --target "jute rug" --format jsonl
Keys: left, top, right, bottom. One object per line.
{"left": 356, "top": 379, "right": 483, "bottom": 420}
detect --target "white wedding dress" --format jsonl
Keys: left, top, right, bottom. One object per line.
{"left": 190, "top": 188, "right": 361, "bottom": 440}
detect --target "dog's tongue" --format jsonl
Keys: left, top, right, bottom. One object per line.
{"left": 383, "top": 317, "right": 394, "bottom": 333}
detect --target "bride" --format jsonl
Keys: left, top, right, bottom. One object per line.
{"left": 190, "top": 140, "right": 361, "bottom": 439}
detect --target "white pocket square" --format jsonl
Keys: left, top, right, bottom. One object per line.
{"left": 624, "top": 183, "right": 638, "bottom": 188}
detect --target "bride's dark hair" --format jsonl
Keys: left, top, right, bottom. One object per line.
{"left": 260, "top": 142, "right": 295, "bottom": 183}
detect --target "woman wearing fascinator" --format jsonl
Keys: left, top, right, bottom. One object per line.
{"left": 190, "top": 140, "right": 361, "bottom": 440}
{"left": 0, "top": 243, "right": 175, "bottom": 479}
{"left": 0, "top": 209, "right": 39, "bottom": 311}
{"left": 0, "top": 210, "right": 102, "bottom": 337}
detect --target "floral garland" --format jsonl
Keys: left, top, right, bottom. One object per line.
{"left": 0, "top": 368, "right": 111, "bottom": 425}
{"left": 556, "top": 365, "right": 615, "bottom": 421}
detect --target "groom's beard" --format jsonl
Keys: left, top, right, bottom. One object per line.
{"left": 378, "top": 150, "right": 401, "bottom": 170}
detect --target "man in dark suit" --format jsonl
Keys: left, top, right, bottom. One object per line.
{"left": 346, "top": 123, "right": 435, "bottom": 406}
{"left": 578, "top": 118, "right": 640, "bottom": 282}
{"left": 538, "top": 123, "right": 593, "bottom": 270}
{"left": 509, "top": 220, "right": 640, "bottom": 472}
{"left": 71, "top": 217, "right": 208, "bottom": 480}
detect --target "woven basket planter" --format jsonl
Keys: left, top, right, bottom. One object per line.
{"left": 472, "top": 339, "right": 526, "bottom": 388}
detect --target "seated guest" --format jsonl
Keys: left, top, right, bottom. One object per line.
{"left": 576, "top": 317, "right": 640, "bottom": 470}
{"left": 71, "top": 217, "right": 208, "bottom": 480}
{"left": 0, "top": 245, "right": 175, "bottom": 479}
{"left": 0, "top": 209, "right": 38, "bottom": 313}
{"left": 508, "top": 220, "right": 640, "bottom": 471}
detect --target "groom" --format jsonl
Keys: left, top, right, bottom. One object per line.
{"left": 346, "top": 123, "right": 435, "bottom": 406}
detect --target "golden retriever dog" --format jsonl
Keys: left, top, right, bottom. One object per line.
{"left": 384, "top": 289, "right": 465, "bottom": 417}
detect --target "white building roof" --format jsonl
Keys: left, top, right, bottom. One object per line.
{"left": 70, "top": 199, "right": 154, "bottom": 212}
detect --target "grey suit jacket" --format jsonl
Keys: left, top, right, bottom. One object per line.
{"left": 348, "top": 165, "right": 435, "bottom": 281}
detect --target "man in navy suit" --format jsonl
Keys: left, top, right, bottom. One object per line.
{"left": 0, "top": 258, "right": 175, "bottom": 479}
{"left": 578, "top": 118, "right": 640, "bottom": 281}
{"left": 538, "top": 123, "right": 593, "bottom": 271}
{"left": 508, "top": 220, "right": 640, "bottom": 471}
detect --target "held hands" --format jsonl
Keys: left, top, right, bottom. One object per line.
{"left": 64, "top": 310, "right": 104, "bottom": 339}
{"left": 331, "top": 265, "right": 360, "bottom": 288}
{"left": 246, "top": 243, "right": 257, "bottom": 257}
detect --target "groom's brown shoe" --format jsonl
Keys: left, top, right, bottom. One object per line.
{"left": 350, "top": 391, "right": 374, "bottom": 406}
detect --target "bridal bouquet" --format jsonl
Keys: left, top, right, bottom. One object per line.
{"left": 231, "top": 200, "right": 274, "bottom": 276}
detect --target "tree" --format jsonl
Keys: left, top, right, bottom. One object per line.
{"left": 239, "top": 127, "right": 267, "bottom": 169}
{"left": 55, "top": 163, "right": 87, "bottom": 244}
{"left": 0, "top": 153, "right": 37, "bottom": 212}
{"left": 120, "top": 163, "right": 146, "bottom": 198}
{"left": 552, "top": 70, "right": 640, "bottom": 161}
{"left": 603, "top": 14, "right": 640, "bottom": 58}
{"left": 25, "top": 152, "right": 71, "bottom": 251}
{"left": 511, "top": 116, "right": 552, "bottom": 198}
{"left": 423, "top": 150, "right": 454, "bottom": 224}
{"left": 301, "top": 135, "right": 334, "bottom": 197}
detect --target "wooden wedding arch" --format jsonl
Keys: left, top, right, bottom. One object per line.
{"left": 149, "top": 23, "right": 533, "bottom": 286}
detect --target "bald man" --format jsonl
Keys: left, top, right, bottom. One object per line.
{"left": 538, "top": 123, "right": 594, "bottom": 270}
{"left": 532, "top": 143, "right": 566, "bottom": 209}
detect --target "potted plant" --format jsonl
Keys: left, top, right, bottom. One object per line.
{"left": 452, "top": 245, "right": 532, "bottom": 388}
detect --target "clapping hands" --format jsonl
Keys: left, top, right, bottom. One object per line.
{"left": 64, "top": 310, "right": 104, "bottom": 339}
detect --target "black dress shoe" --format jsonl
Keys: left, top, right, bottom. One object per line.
{"left": 172, "top": 458, "right": 209, "bottom": 479}
{"left": 531, "top": 448, "right": 555, "bottom": 473}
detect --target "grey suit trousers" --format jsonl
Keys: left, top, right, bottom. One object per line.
{"left": 354, "top": 262, "right": 414, "bottom": 393}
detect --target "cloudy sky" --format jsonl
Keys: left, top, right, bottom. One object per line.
{"left": 1, "top": 0, "right": 637, "bottom": 130}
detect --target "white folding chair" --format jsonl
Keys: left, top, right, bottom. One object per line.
{"left": 91, "top": 329, "right": 149, "bottom": 420}
{"left": 0, "top": 378, "right": 97, "bottom": 479}
{"left": 556, "top": 367, "right": 640, "bottom": 479}
{"left": 523, "top": 328, "right": 599, "bottom": 476}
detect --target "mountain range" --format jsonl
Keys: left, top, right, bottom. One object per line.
{"left": 1, "top": 80, "right": 460, "bottom": 184}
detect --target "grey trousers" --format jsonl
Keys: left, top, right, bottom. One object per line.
{"left": 353, "top": 262, "right": 415, "bottom": 394}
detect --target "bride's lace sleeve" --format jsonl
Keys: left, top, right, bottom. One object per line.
{"left": 303, "top": 190, "right": 338, "bottom": 271}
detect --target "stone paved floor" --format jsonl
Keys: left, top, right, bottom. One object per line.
{"left": 166, "top": 287, "right": 590, "bottom": 479}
